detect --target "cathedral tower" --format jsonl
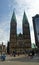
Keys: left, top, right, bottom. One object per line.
{"left": 9, "top": 11, "right": 17, "bottom": 53}
{"left": 22, "top": 11, "right": 31, "bottom": 48}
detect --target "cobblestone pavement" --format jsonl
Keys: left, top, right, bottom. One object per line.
{"left": 0, "top": 55, "right": 39, "bottom": 65}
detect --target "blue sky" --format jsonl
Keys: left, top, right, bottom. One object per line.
{"left": 0, "top": 0, "right": 39, "bottom": 45}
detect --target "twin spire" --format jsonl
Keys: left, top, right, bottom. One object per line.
{"left": 23, "top": 11, "right": 28, "bottom": 24}
{"left": 11, "top": 11, "right": 28, "bottom": 23}
{"left": 11, "top": 11, "right": 16, "bottom": 22}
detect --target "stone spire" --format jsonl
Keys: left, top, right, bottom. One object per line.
{"left": 23, "top": 11, "right": 28, "bottom": 24}
{"left": 11, "top": 11, "right": 16, "bottom": 22}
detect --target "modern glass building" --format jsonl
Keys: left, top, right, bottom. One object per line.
{"left": 32, "top": 14, "right": 39, "bottom": 48}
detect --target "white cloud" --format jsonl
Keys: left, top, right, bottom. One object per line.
{"left": 0, "top": 0, "right": 39, "bottom": 45}
{"left": 16, "top": 15, "right": 22, "bottom": 33}
{"left": 0, "top": 19, "right": 10, "bottom": 45}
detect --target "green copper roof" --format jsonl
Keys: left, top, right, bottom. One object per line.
{"left": 11, "top": 11, "right": 16, "bottom": 22}
{"left": 32, "top": 44, "right": 37, "bottom": 48}
{"left": 23, "top": 11, "right": 28, "bottom": 24}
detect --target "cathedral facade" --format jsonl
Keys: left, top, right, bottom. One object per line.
{"left": 9, "top": 11, "right": 31, "bottom": 54}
